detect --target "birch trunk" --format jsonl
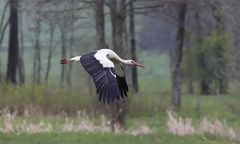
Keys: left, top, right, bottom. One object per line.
{"left": 171, "top": 3, "right": 186, "bottom": 109}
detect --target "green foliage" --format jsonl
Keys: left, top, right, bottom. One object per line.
{"left": 0, "top": 84, "right": 169, "bottom": 117}
{"left": 0, "top": 84, "right": 96, "bottom": 115}
{"left": 181, "top": 32, "right": 234, "bottom": 94}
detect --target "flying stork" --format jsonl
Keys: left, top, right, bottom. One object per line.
{"left": 59, "top": 49, "right": 144, "bottom": 104}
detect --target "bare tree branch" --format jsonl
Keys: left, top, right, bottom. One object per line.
{"left": 0, "top": 17, "right": 10, "bottom": 47}
{"left": 0, "top": 1, "right": 9, "bottom": 33}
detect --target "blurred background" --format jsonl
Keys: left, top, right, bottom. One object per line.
{"left": 0, "top": 0, "right": 240, "bottom": 143}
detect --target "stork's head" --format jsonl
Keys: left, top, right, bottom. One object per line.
{"left": 125, "top": 60, "right": 144, "bottom": 68}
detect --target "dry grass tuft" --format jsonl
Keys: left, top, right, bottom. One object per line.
{"left": 0, "top": 108, "right": 152, "bottom": 136}
{"left": 0, "top": 109, "right": 17, "bottom": 133}
{"left": 18, "top": 120, "right": 53, "bottom": 133}
{"left": 167, "top": 111, "right": 195, "bottom": 136}
{"left": 126, "top": 124, "right": 153, "bottom": 136}
{"left": 61, "top": 114, "right": 110, "bottom": 133}
{"left": 199, "top": 118, "right": 238, "bottom": 140}
{"left": 24, "top": 105, "right": 44, "bottom": 117}
{"left": 167, "top": 110, "right": 239, "bottom": 141}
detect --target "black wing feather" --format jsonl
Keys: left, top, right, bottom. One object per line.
{"left": 116, "top": 75, "right": 129, "bottom": 98}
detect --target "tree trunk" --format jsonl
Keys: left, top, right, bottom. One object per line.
{"left": 110, "top": 0, "right": 125, "bottom": 55}
{"left": 194, "top": 11, "right": 210, "bottom": 95}
{"left": 33, "top": 18, "right": 42, "bottom": 84}
{"left": 110, "top": 0, "right": 117, "bottom": 51}
{"left": 0, "top": 19, "right": 10, "bottom": 49}
{"left": 0, "top": 1, "right": 9, "bottom": 33}
{"left": 32, "top": 20, "right": 41, "bottom": 84}
{"left": 129, "top": 0, "right": 138, "bottom": 93}
{"left": 171, "top": 3, "right": 186, "bottom": 109}
{"left": 184, "top": 26, "right": 194, "bottom": 94}
{"left": 18, "top": 6, "right": 25, "bottom": 84}
{"left": 45, "top": 24, "right": 54, "bottom": 84}
{"left": 0, "top": 1, "right": 9, "bottom": 49}
{"left": 67, "top": 19, "right": 74, "bottom": 89}
{"left": 123, "top": 14, "right": 132, "bottom": 86}
{"left": 33, "top": 43, "right": 36, "bottom": 83}
{"left": 85, "top": 0, "right": 107, "bottom": 94}
{"left": 6, "top": 0, "right": 19, "bottom": 84}
{"left": 18, "top": 58, "right": 25, "bottom": 84}
{"left": 36, "top": 30, "right": 41, "bottom": 84}
{"left": 188, "top": 72, "right": 194, "bottom": 94}
{"left": 211, "top": 1, "right": 228, "bottom": 94}
{"left": 94, "top": 0, "right": 106, "bottom": 49}
{"left": 0, "top": 18, "right": 10, "bottom": 76}
{"left": 109, "top": 0, "right": 128, "bottom": 131}
{"left": 60, "top": 27, "right": 66, "bottom": 86}
{"left": 200, "top": 79, "right": 210, "bottom": 94}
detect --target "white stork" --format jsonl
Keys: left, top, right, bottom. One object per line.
{"left": 59, "top": 49, "right": 144, "bottom": 104}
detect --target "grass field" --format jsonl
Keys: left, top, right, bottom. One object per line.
{"left": 0, "top": 94, "right": 239, "bottom": 144}
{"left": 0, "top": 51, "right": 240, "bottom": 143}
{"left": 0, "top": 132, "right": 234, "bottom": 144}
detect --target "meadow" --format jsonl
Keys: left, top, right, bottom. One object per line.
{"left": 0, "top": 51, "right": 240, "bottom": 144}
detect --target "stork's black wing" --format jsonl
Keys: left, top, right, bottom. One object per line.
{"left": 80, "top": 52, "right": 121, "bottom": 104}
{"left": 116, "top": 75, "right": 129, "bottom": 98}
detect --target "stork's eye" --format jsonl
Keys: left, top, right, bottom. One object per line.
{"left": 131, "top": 60, "right": 135, "bottom": 64}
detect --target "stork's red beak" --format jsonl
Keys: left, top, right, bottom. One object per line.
{"left": 135, "top": 62, "right": 145, "bottom": 68}
{"left": 59, "top": 58, "right": 70, "bottom": 64}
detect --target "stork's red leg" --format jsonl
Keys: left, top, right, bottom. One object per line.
{"left": 59, "top": 58, "right": 70, "bottom": 64}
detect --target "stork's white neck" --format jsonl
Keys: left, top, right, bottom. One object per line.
{"left": 104, "top": 49, "right": 127, "bottom": 64}
{"left": 111, "top": 55, "right": 130, "bottom": 65}
{"left": 95, "top": 49, "right": 130, "bottom": 66}
{"left": 118, "top": 59, "right": 129, "bottom": 64}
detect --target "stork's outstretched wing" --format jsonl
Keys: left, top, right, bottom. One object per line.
{"left": 80, "top": 52, "right": 126, "bottom": 104}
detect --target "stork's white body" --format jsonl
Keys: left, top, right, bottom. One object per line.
{"left": 94, "top": 49, "right": 115, "bottom": 68}
{"left": 70, "top": 49, "right": 125, "bottom": 67}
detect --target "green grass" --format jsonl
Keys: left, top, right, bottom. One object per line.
{"left": 0, "top": 94, "right": 239, "bottom": 144}
{"left": 0, "top": 132, "right": 234, "bottom": 144}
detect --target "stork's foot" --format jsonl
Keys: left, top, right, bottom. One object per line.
{"left": 59, "top": 58, "right": 70, "bottom": 64}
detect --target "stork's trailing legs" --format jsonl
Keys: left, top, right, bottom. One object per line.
{"left": 59, "top": 56, "right": 81, "bottom": 64}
